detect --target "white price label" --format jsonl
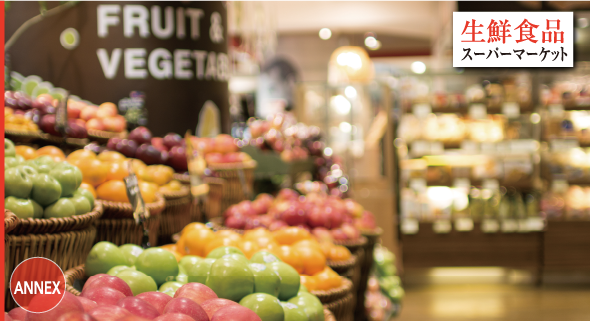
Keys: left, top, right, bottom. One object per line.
{"left": 413, "top": 104, "right": 432, "bottom": 119}
{"left": 501, "top": 219, "right": 518, "bottom": 232}
{"left": 401, "top": 219, "right": 419, "bottom": 234}
{"left": 433, "top": 220, "right": 452, "bottom": 233}
{"left": 469, "top": 104, "right": 487, "bottom": 120}
{"left": 502, "top": 102, "right": 520, "bottom": 118}
{"left": 481, "top": 219, "right": 499, "bottom": 233}
{"left": 455, "top": 218, "right": 474, "bottom": 231}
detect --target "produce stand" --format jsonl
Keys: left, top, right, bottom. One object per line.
{"left": 544, "top": 221, "right": 590, "bottom": 270}
{"left": 242, "top": 145, "right": 315, "bottom": 183}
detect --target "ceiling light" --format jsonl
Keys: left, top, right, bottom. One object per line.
{"left": 344, "top": 86, "right": 357, "bottom": 99}
{"left": 365, "top": 36, "right": 377, "bottom": 48}
{"left": 339, "top": 122, "right": 352, "bottom": 133}
{"left": 411, "top": 61, "right": 426, "bottom": 74}
{"left": 330, "top": 95, "right": 351, "bottom": 115}
{"left": 319, "top": 28, "right": 332, "bottom": 40}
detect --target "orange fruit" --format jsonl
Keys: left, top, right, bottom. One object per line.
{"left": 79, "top": 183, "right": 97, "bottom": 198}
{"left": 66, "top": 149, "right": 97, "bottom": 163}
{"left": 98, "top": 151, "right": 126, "bottom": 162}
{"left": 160, "top": 244, "right": 178, "bottom": 252}
{"left": 243, "top": 228, "right": 273, "bottom": 241}
{"left": 292, "top": 239, "right": 323, "bottom": 252}
{"left": 106, "top": 161, "right": 130, "bottom": 181}
{"left": 273, "top": 227, "right": 311, "bottom": 245}
{"left": 36, "top": 146, "right": 66, "bottom": 161}
{"left": 75, "top": 158, "right": 110, "bottom": 187}
{"left": 96, "top": 180, "right": 129, "bottom": 202}
{"left": 239, "top": 240, "right": 261, "bottom": 259}
{"left": 254, "top": 236, "right": 279, "bottom": 249}
{"left": 204, "top": 237, "right": 241, "bottom": 256}
{"left": 329, "top": 245, "right": 351, "bottom": 261}
{"left": 150, "top": 165, "right": 174, "bottom": 186}
{"left": 176, "top": 237, "right": 186, "bottom": 255}
{"left": 314, "top": 267, "right": 341, "bottom": 290}
{"left": 300, "top": 275, "right": 319, "bottom": 291}
{"left": 139, "top": 181, "right": 158, "bottom": 203}
{"left": 277, "top": 245, "right": 304, "bottom": 274}
{"left": 181, "top": 222, "right": 209, "bottom": 236}
{"left": 264, "top": 242, "right": 282, "bottom": 257}
{"left": 130, "top": 159, "right": 147, "bottom": 174}
{"left": 183, "top": 228, "right": 215, "bottom": 257}
{"left": 15, "top": 146, "right": 37, "bottom": 160}
{"left": 216, "top": 230, "right": 242, "bottom": 241}
{"left": 296, "top": 246, "right": 326, "bottom": 275}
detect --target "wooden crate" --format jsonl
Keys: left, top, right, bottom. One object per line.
{"left": 401, "top": 222, "right": 542, "bottom": 269}
{"left": 544, "top": 221, "right": 590, "bottom": 269}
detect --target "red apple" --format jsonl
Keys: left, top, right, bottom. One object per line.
{"left": 167, "top": 146, "right": 188, "bottom": 172}
{"left": 280, "top": 202, "right": 307, "bottom": 226}
{"left": 174, "top": 283, "right": 218, "bottom": 305}
{"left": 136, "top": 144, "right": 167, "bottom": 165}
{"left": 107, "top": 137, "right": 122, "bottom": 151}
{"left": 151, "top": 138, "right": 168, "bottom": 152}
{"left": 213, "top": 134, "right": 238, "bottom": 154}
{"left": 225, "top": 215, "right": 246, "bottom": 229}
{"left": 341, "top": 223, "right": 360, "bottom": 240}
{"left": 258, "top": 214, "right": 274, "bottom": 227}
{"left": 244, "top": 217, "right": 265, "bottom": 230}
{"left": 153, "top": 314, "right": 196, "bottom": 321}
{"left": 86, "top": 118, "right": 105, "bottom": 131}
{"left": 103, "top": 116, "right": 126, "bottom": 132}
{"left": 67, "top": 119, "right": 88, "bottom": 138}
{"left": 39, "top": 114, "right": 59, "bottom": 136}
{"left": 117, "top": 297, "right": 160, "bottom": 320}
{"left": 325, "top": 206, "right": 343, "bottom": 229}
{"left": 78, "top": 296, "right": 99, "bottom": 312}
{"left": 6, "top": 313, "right": 13, "bottom": 321}
{"left": 129, "top": 127, "right": 153, "bottom": 145}
{"left": 237, "top": 201, "right": 257, "bottom": 217}
{"left": 8, "top": 307, "right": 27, "bottom": 321}
{"left": 276, "top": 189, "right": 299, "bottom": 202}
{"left": 312, "top": 227, "right": 334, "bottom": 243}
{"left": 252, "top": 194, "right": 273, "bottom": 214}
{"left": 81, "top": 287, "right": 127, "bottom": 306}
{"left": 56, "top": 312, "right": 97, "bottom": 321}
{"left": 163, "top": 133, "right": 183, "bottom": 149}
{"left": 269, "top": 220, "right": 288, "bottom": 231}
{"left": 211, "top": 305, "right": 262, "bottom": 321}
{"left": 27, "top": 292, "right": 84, "bottom": 321}
{"left": 96, "top": 104, "right": 118, "bottom": 119}
{"left": 200, "top": 299, "right": 239, "bottom": 319}
{"left": 82, "top": 274, "right": 109, "bottom": 292}
{"left": 136, "top": 292, "right": 174, "bottom": 315}
{"left": 116, "top": 139, "right": 138, "bottom": 158}
{"left": 221, "top": 153, "right": 240, "bottom": 163}
{"left": 81, "top": 106, "right": 98, "bottom": 121}
{"left": 163, "top": 298, "right": 208, "bottom": 321}
{"left": 115, "top": 316, "right": 151, "bottom": 321}
{"left": 344, "top": 199, "right": 364, "bottom": 218}
{"left": 88, "top": 305, "right": 130, "bottom": 321}
{"left": 205, "top": 153, "right": 223, "bottom": 164}
{"left": 68, "top": 105, "right": 82, "bottom": 119}
{"left": 308, "top": 207, "right": 330, "bottom": 229}
{"left": 82, "top": 275, "right": 133, "bottom": 297}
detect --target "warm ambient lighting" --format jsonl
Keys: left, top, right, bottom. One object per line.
{"left": 330, "top": 95, "right": 351, "bottom": 115}
{"left": 344, "top": 86, "right": 357, "bottom": 99}
{"left": 365, "top": 36, "right": 377, "bottom": 48}
{"left": 328, "top": 46, "right": 373, "bottom": 84}
{"left": 411, "top": 61, "right": 427, "bottom": 74}
{"left": 319, "top": 28, "right": 332, "bottom": 40}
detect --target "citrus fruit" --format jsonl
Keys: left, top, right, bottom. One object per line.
{"left": 66, "top": 149, "right": 97, "bottom": 163}
{"left": 204, "top": 237, "right": 241, "bottom": 257}
{"left": 36, "top": 146, "right": 66, "bottom": 161}
{"left": 239, "top": 240, "right": 261, "bottom": 259}
{"left": 75, "top": 158, "right": 110, "bottom": 187}
{"left": 277, "top": 245, "right": 304, "bottom": 274}
{"left": 295, "top": 247, "right": 326, "bottom": 276}
{"left": 15, "top": 145, "right": 37, "bottom": 160}
{"left": 96, "top": 180, "right": 129, "bottom": 202}
{"left": 98, "top": 151, "right": 126, "bottom": 162}
{"left": 329, "top": 245, "right": 352, "bottom": 261}
{"left": 106, "top": 161, "right": 130, "bottom": 181}
{"left": 273, "top": 227, "right": 311, "bottom": 245}
{"left": 183, "top": 228, "right": 215, "bottom": 257}
{"left": 181, "top": 222, "right": 209, "bottom": 236}
{"left": 300, "top": 275, "right": 318, "bottom": 292}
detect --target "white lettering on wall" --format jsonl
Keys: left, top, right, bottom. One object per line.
{"left": 176, "top": 7, "right": 186, "bottom": 39}
{"left": 192, "top": 50, "right": 207, "bottom": 79}
{"left": 174, "top": 49, "right": 193, "bottom": 80}
{"left": 97, "top": 48, "right": 122, "bottom": 79}
{"left": 124, "top": 5, "right": 150, "bottom": 38}
{"left": 185, "top": 8, "right": 204, "bottom": 40}
{"left": 151, "top": 6, "right": 174, "bottom": 39}
{"left": 125, "top": 48, "right": 147, "bottom": 79}
{"left": 148, "top": 48, "right": 173, "bottom": 79}
{"left": 97, "top": 5, "right": 120, "bottom": 38}
{"left": 217, "top": 52, "right": 229, "bottom": 81}
{"left": 205, "top": 51, "right": 216, "bottom": 80}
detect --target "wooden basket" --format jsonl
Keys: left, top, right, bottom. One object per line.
{"left": 327, "top": 255, "right": 357, "bottom": 277}
{"left": 173, "top": 173, "right": 190, "bottom": 184}
{"left": 4, "top": 129, "right": 43, "bottom": 144}
{"left": 311, "top": 277, "right": 353, "bottom": 304}
{"left": 8, "top": 202, "right": 103, "bottom": 235}
{"left": 95, "top": 194, "right": 166, "bottom": 246}
{"left": 158, "top": 187, "right": 192, "bottom": 244}
{"left": 324, "top": 308, "right": 337, "bottom": 321}
{"left": 209, "top": 161, "right": 256, "bottom": 213}
{"left": 334, "top": 236, "right": 367, "bottom": 307}
{"left": 5, "top": 226, "right": 97, "bottom": 310}
{"left": 4, "top": 210, "right": 19, "bottom": 234}
{"left": 355, "top": 228, "right": 383, "bottom": 321}
{"left": 203, "top": 177, "right": 224, "bottom": 221}
{"left": 324, "top": 292, "right": 354, "bottom": 321}
{"left": 87, "top": 129, "right": 127, "bottom": 144}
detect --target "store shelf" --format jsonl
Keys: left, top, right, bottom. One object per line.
{"left": 544, "top": 221, "right": 590, "bottom": 269}
{"left": 400, "top": 222, "right": 542, "bottom": 269}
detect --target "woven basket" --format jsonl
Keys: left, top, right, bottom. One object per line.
{"left": 4, "top": 129, "right": 43, "bottom": 144}
{"left": 5, "top": 226, "right": 97, "bottom": 310}
{"left": 95, "top": 194, "right": 166, "bottom": 246}
{"left": 203, "top": 177, "right": 224, "bottom": 221}
{"left": 311, "top": 277, "right": 353, "bottom": 304}
{"left": 173, "top": 173, "right": 190, "bottom": 184}
{"left": 42, "top": 134, "right": 89, "bottom": 147}
{"left": 4, "top": 210, "right": 19, "bottom": 234}
{"left": 8, "top": 202, "right": 103, "bottom": 235}
{"left": 355, "top": 228, "right": 383, "bottom": 321}
{"left": 324, "top": 292, "right": 354, "bottom": 321}
{"left": 209, "top": 161, "right": 256, "bottom": 213}
{"left": 158, "top": 187, "right": 192, "bottom": 244}
{"left": 334, "top": 236, "right": 367, "bottom": 309}
{"left": 327, "top": 255, "right": 357, "bottom": 277}
{"left": 87, "top": 129, "right": 127, "bottom": 144}
{"left": 324, "top": 308, "right": 337, "bottom": 321}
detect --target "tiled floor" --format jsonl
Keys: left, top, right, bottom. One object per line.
{"left": 397, "top": 284, "right": 590, "bottom": 321}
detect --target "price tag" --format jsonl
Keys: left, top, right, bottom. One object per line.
{"left": 413, "top": 104, "right": 432, "bottom": 119}
{"left": 501, "top": 219, "right": 518, "bottom": 232}
{"left": 502, "top": 102, "right": 520, "bottom": 119}
{"left": 124, "top": 164, "right": 150, "bottom": 247}
{"left": 548, "top": 104, "right": 564, "bottom": 117}
{"left": 401, "top": 219, "right": 419, "bottom": 234}
{"left": 455, "top": 218, "right": 474, "bottom": 231}
{"left": 469, "top": 103, "right": 487, "bottom": 120}
{"left": 481, "top": 219, "right": 499, "bottom": 233}
{"left": 433, "top": 220, "right": 452, "bottom": 233}
{"left": 525, "top": 217, "right": 545, "bottom": 231}
{"left": 55, "top": 93, "right": 69, "bottom": 137}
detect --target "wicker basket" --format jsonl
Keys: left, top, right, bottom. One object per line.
{"left": 209, "top": 161, "right": 256, "bottom": 213}
{"left": 327, "top": 255, "right": 357, "bottom": 277}
{"left": 355, "top": 228, "right": 383, "bottom": 321}
{"left": 333, "top": 236, "right": 367, "bottom": 310}
{"left": 95, "top": 194, "right": 166, "bottom": 246}
{"left": 203, "top": 177, "right": 224, "bottom": 221}
{"left": 324, "top": 292, "right": 354, "bottom": 321}
{"left": 64, "top": 264, "right": 86, "bottom": 296}
{"left": 158, "top": 187, "right": 192, "bottom": 244}
{"left": 87, "top": 129, "right": 127, "bottom": 144}
{"left": 8, "top": 202, "right": 103, "bottom": 235}
{"left": 311, "top": 277, "right": 353, "bottom": 304}
{"left": 324, "top": 308, "right": 337, "bottom": 321}
{"left": 4, "top": 129, "right": 44, "bottom": 144}
{"left": 173, "top": 173, "right": 190, "bottom": 184}
{"left": 5, "top": 227, "right": 97, "bottom": 310}
{"left": 4, "top": 210, "right": 19, "bottom": 234}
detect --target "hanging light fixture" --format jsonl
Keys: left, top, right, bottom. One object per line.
{"left": 328, "top": 46, "right": 373, "bottom": 85}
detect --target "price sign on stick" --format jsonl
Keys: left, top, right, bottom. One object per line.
{"left": 55, "top": 92, "right": 70, "bottom": 137}
{"left": 124, "top": 161, "right": 150, "bottom": 248}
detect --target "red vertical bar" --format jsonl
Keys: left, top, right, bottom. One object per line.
{"left": 1, "top": 0, "right": 6, "bottom": 313}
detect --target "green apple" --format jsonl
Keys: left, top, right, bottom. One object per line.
{"left": 207, "top": 246, "right": 245, "bottom": 259}
{"left": 31, "top": 173, "right": 62, "bottom": 206}
{"left": 119, "top": 244, "right": 143, "bottom": 266}
{"left": 176, "top": 273, "right": 188, "bottom": 284}
{"left": 5, "top": 156, "right": 22, "bottom": 168}
{"left": 74, "top": 187, "right": 95, "bottom": 209}
{"left": 206, "top": 256, "right": 254, "bottom": 302}
{"left": 239, "top": 293, "right": 285, "bottom": 321}
{"left": 159, "top": 281, "right": 184, "bottom": 295}
{"left": 107, "top": 265, "right": 133, "bottom": 276}
{"left": 281, "top": 302, "right": 310, "bottom": 321}
{"left": 5, "top": 196, "right": 35, "bottom": 219}
{"left": 299, "top": 284, "right": 308, "bottom": 293}
{"left": 135, "top": 248, "right": 179, "bottom": 286}
{"left": 32, "top": 200, "right": 43, "bottom": 218}
{"left": 85, "top": 241, "right": 129, "bottom": 276}
{"left": 287, "top": 293, "right": 324, "bottom": 321}
{"left": 5, "top": 166, "right": 34, "bottom": 198}
{"left": 161, "top": 288, "right": 176, "bottom": 297}
{"left": 68, "top": 194, "right": 91, "bottom": 215}
{"left": 249, "top": 263, "right": 281, "bottom": 297}
{"left": 269, "top": 262, "right": 301, "bottom": 301}
{"left": 44, "top": 198, "right": 76, "bottom": 218}
{"left": 49, "top": 162, "right": 82, "bottom": 197}
{"left": 185, "top": 258, "right": 215, "bottom": 284}
{"left": 117, "top": 270, "right": 158, "bottom": 295}
{"left": 27, "top": 156, "right": 57, "bottom": 174}
{"left": 5, "top": 139, "right": 16, "bottom": 157}
{"left": 179, "top": 255, "right": 201, "bottom": 271}
{"left": 250, "top": 251, "right": 282, "bottom": 264}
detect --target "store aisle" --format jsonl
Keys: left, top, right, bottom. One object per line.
{"left": 397, "top": 284, "right": 590, "bottom": 321}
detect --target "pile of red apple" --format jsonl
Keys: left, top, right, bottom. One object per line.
{"left": 223, "top": 188, "right": 378, "bottom": 239}
{"left": 74, "top": 101, "right": 127, "bottom": 134}
{"left": 192, "top": 135, "right": 252, "bottom": 165}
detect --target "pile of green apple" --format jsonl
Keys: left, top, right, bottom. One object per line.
{"left": 4, "top": 139, "right": 94, "bottom": 219}
{"left": 86, "top": 241, "right": 325, "bottom": 321}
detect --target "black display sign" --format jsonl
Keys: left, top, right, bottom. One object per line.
{"left": 5, "top": 1, "right": 229, "bottom": 136}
